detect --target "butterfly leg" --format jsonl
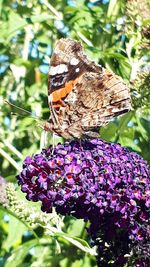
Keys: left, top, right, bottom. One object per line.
{"left": 51, "top": 133, "right": 56, "bottom": 154}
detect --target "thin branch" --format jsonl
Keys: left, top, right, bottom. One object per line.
{"left": 43, "top": 0, "right": 62, "bottom": 20}
{"left": 77, "top": 32, "right": 93, "bottom": 46}
{"left": 3, "top": 140, "right": 23, "bottom": 160}
{"left": 22, "top": 25, "right": 33, "bottom": 61}
{"left": 0, "top": 146, "right": 21, "bottom": 172}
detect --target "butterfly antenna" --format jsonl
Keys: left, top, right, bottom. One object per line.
{"left": 4, "top": 98, "right": 50, "bottom": 133}
{"left": 10, "top": 112, "right": 38, "bottom": 121}
{"left": 4, "top": 99, "right": 37, "bottom": 118}
{"left": 4, "top": 98, "right": 48, "bottom": 131}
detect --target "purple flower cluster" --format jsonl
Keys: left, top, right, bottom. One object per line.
{"left": 17, "top": 139, "right": 150, "bottom": 266}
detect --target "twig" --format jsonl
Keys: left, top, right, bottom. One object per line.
{"left": 77, "top": 32, "right": 93, "bottom": 46}
{"left": 0, "top": 146, "right": 21, "bottom": 171}
{"left": 43, "top": 0, "right": 62, "bottom": 20}
{"left": 3, "top": 140, "right": 23, "bottom": 160}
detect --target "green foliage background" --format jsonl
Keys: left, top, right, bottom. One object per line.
{"left": 0, "top": 0, "right": 150, "bottom": 266}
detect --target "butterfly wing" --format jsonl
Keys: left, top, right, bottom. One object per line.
{"left": 46, "top": 38, "right": 131, "bottom": 139}
{"left": 77, "top": 69, "right": 131, "bottom": 128}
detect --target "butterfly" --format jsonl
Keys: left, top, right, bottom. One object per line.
{"left": 44, "top": 38, "right": 131, "bottom": 139}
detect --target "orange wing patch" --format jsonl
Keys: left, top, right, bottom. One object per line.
{"left": 51, "top": 78, "right": 79, "bottom": 108}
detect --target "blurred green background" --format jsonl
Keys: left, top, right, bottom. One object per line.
{"left": 0, "top": 0, "right": 150, "bottom": 266}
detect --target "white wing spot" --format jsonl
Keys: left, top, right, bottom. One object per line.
{"left": 70, "top": 57, "right": 79, "bottom": 65}
{"left": 48, "top": 94, "right": 53, "bottom": 103}
{"left": 49, "top": 64, "right": 68, "bottom": 75}
{"left": 75, "top": 68, "right": 80, "bottom": 72}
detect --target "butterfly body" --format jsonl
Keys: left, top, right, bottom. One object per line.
{"left": 44, "top": 38, "right": 131, "bottom": 139}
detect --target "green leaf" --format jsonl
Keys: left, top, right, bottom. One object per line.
{"left": 107, "top": 0, "right": 119, "bottom": 18}
{"left": 117, "top": 112, "right": 134, "bottom": 136}
{"left": 67, "top": 218, "right": 85, "bottom": 236}
{"left": 136, "top": 116, "right": 149, "bottom": 141}
{"left": 3, "top": 215, "right": 27, "bottom": 251}
{"left": 100, "top": 122, "right": 117, "bottom": 142}
{"left": 1, "top": 11, "right": 54, "bottom": 41}
{"left": 4, "top": 240, "right": 39, "bottom": 267}
{"left": 120, "top": 136, "right": 142, "bottom": 152}
{"left": 54, "top": 232, "right": 97, "bottom": 255}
